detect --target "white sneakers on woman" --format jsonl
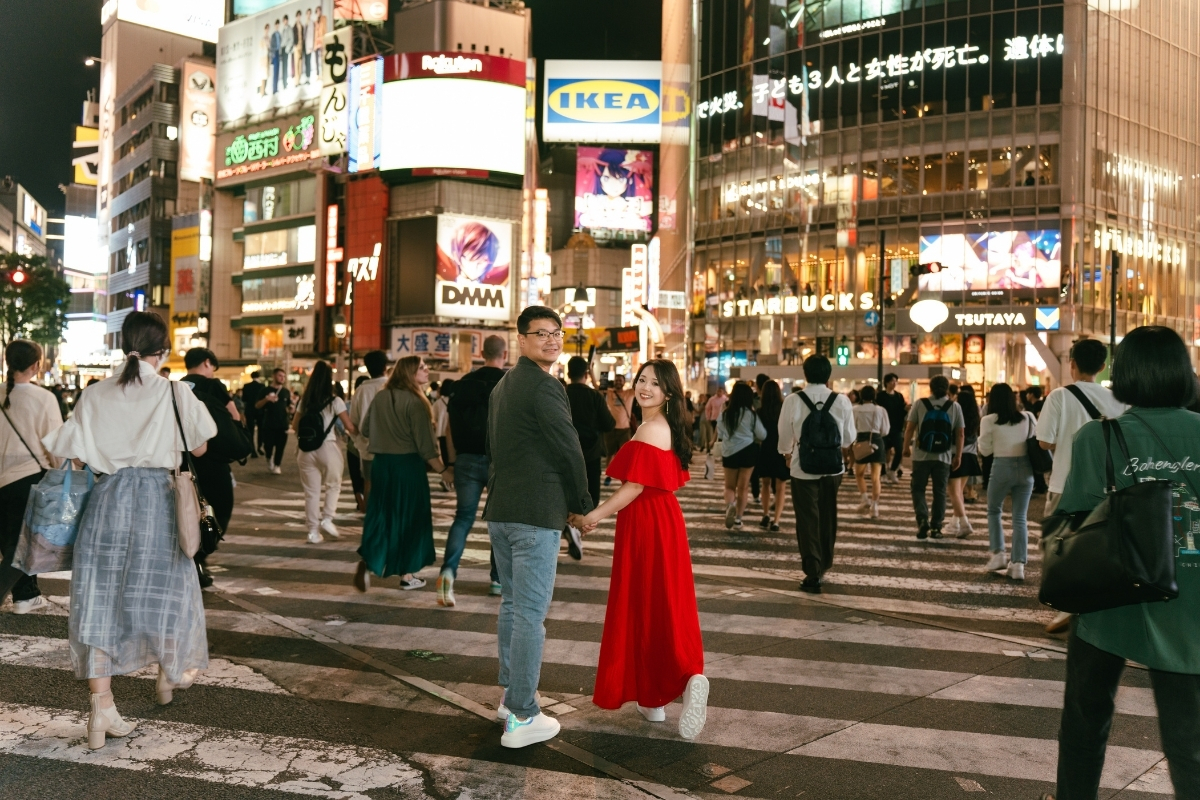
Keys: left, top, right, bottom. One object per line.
{"left": 319, "top": 518, "right": 340, "bottom": 539}
{"left": 637, "top": 704, "right": 666, "bottom": 722}
{"left": 953, "top": 516, "right": 974, "bottom": 538}
{"left": 307, "top": 530, "right": 323, "bottom": 544}
{"left": 678, "top": 674, "right": 710, "bottom": 740}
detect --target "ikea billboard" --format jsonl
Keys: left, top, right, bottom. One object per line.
{"left": 543, "top": 60, "right": 662, "bottom": 144}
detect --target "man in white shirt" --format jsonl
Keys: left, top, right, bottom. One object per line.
{"left": 349, "top": 350, "right": 389, "bottom": 501}
{"left": 1037, "top": 339, "right": 1126, "bottom": 515}
{"left": 777, "top": 355, "right": 857, "bottom": 593}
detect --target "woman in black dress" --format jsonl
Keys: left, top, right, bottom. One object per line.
{"left": 754, "top": 381, "right": 790, "bottom": 531}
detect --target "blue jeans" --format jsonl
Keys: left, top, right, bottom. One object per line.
{"left": 489, "top": 521, "right": 560, "bottom": 719}
{"left": 987, "top": 456, "right": 1033, "bottom": 563}
{"left": 443, "top": 453, "right": 490, "bottom": 578}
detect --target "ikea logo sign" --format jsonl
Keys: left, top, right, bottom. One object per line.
{"left": 543, "top": 60, "right": 664, "bottom": 144}
{"left": 547, "top": 79, "right": 661, "bottom": 125}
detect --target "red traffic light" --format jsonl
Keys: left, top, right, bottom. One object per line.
{"left": 10, "top": 269, "right": 26, "bottom": 285}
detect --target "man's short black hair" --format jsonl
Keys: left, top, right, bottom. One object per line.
{"left": 929, "top": 375, "right": 950, "bottom": 398}
{"left": 1112, "top": 326, "right": 1197, "bottom": 408}
{"left": 1070, "top": 339, "right": 1108, "bottom": 376}
{"left": 273, "top": 367, "right": 286, "bottom": 377}
{"left": 516, "top": 305, "right": 562, "bottom": 334}
{"left": 363, "top": 349, "right": 388, "bottom": 378}
{"left": 802, "top": 355, "right": 832, "bottom": 384}
{"left": 251, "top": 370, "right": 261, "bottom": 380}
{"left": 184, "top": 347, "right": 218, "bottom": 371}
{"left": 755, "top": 373, "right": 770, "bottom": 390}
{"left": 567, "top": 356, "right": 589, "bottom": 380}
{"left": 884, "top": 372, "right": 899, "bottom": 384}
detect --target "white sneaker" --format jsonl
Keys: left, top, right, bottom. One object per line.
{"left": 399, "top": 576, "right": 426, "bottom": 590}
{"left": 319, "top": 518, "right": 340, "bottom": 539}
{"left": 307, "top": 530, "right": 323, "bottom": 544}
{"left": 501, "top": 712, "right": 560, "bottom": 748}
{"left": 943, "top": 518, "right": 960, "bottom": 537}
{"left": 637, "top": 704, "right": 666, "bottom": 722}
{"left": 858, "top": 492, "right": 871, "bottom": 510}
{"left": 497, "top": 689, "right": 510, "bottom": 721}
{"left": 271, "top": 464, "right": 283, "bottom": 475}
{"left": 870, "top": 501, "right": 880, "bottom": 519}
{"left": 678, "top": 674, "right": 709, "bottom": 740}
{"left": 13, "top": 596, "right": 49, "bottom": 614}
{"left": 955, "top": 517, "right": 974, "bottom": 539}
{"left": 1007, "top": 561, "right": 1025, "bottom": 581}
{"left": 984, "top": 551, "right": 1008, "bottom": 572}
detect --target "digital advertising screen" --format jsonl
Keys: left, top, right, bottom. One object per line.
{"left": 434, "top": 215, "right": 513, "bottom": 322}
{"left": 104, "top": 0, "right": 224, "bottom": 42}
{"left": 216, "top": 0, "right": 333, "bottom": 126}
{"left": 574, "top": 147, "right": 654, "bottom": 238}
{"left": 379, "top": 78, "right": 526, "bottom": 176}
{"left": 918, "top": 229, "right": 1061, "bottom": 292}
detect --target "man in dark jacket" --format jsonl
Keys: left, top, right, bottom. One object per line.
{"left": 485, "top": 306, "right": 591, "bottom": 750}
{"left": 241, "top": 371, "right": 266, "bottom": 457}
{"left": 438, "top": 334, "right": 508, "bottom": 607}
{"left": 181, "top": 347, "right": 239, "bottom": 588}
{"left": 565, "top": 356, "right": 615, "bottom": 509}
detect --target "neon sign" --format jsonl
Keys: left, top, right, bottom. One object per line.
{"left": 219, "top": 116, "right": 318, "bottom": 179}
{"left": 722, "top": 292, "right": 875, "bottom": 318}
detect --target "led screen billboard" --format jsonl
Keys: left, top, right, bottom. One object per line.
{"left": 575, "top": 147, "right": 654, "bottom": 239}
{"left": 380, "top": 78, "right": 525, "bottom": 176}
{"left": 102, "top": 0, "right": 224, "bottom": 42}
{"left": 179, "top": 61, "right": 217, "bottom": 182}
{"left": 217, "top": 0, "right": 332, "bottom": 126}
{"left": 918, "top": 229, "right": 1061, "bottom": 292}
{"left": 347, "top": 57, "right": 382, "bottom": 172}
{"left": 543, "top": 60, "right": 662, "bottom": 144}
{"left": 435, "top": 215, "right": 512, "bottom": 322}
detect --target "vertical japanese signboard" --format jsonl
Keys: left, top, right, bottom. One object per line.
{"left": 179, "top": 61, "right": 217, "bottom": 182}
{"left": 347, "top": 56, "right": 382, "bottom": 172}
{"left": 319, "top": 26, "right": 351, "bottom": 156}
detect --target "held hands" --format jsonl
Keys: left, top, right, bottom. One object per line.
{"left": 568, "top": 512, "right": 597, "bottom": 534}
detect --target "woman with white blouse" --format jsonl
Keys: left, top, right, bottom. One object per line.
{"left": 43, "top": 313, "right": 216, "bottom": 749}
{"left": 851, "top": 385, "right": 890, "bottom": 518}
{"left": 976, "top": 382, "right": 1035, "bottom": 581}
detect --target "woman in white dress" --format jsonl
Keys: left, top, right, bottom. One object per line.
{"left": 44, "top": 312, "right": 216, "bottom": 749}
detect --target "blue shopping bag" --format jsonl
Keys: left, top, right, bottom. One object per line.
{"left": 13, "top": 462, "right": 94, "bottom": 574}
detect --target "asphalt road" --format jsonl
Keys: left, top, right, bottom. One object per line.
{"left": 0, "top": 440, "right": 1174, "bottom": 799}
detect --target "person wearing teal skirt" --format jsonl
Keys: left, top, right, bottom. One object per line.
{"left": 356, "top": 356, "right": 449, "bottom": 591}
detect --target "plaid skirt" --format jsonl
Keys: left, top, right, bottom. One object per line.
{"left": 69, "top": 467, "right": 208, "bottom": 683}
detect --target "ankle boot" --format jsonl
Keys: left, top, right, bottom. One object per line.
{"left": 88, "top": 691, "right": 135, "bottom": 749}
{"left": 156, "top": 665, "right": 198, "bottom": 705}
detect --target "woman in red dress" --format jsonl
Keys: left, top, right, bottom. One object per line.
{"left": 570, "top": 359, "right": 708, "bottom": 739}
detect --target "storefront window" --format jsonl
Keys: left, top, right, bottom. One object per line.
{"left": 968, "top": 150, "right": 989, "bottom": 190}
{"left": 989, "top": 147, "right": 1013, "bottom": 188}
{"left": 242, "top": 178, "right": 316, "bottom": 224}
{"left": 923, "top": 154, "right": 944, "bottom": 195}
{"left": 243, "top": 224, "right": 316, "bottom": 269}
{"left": 944, "top": 151, "right": 965, "bottom": 192}
{"left": 241, "top": 273, "right": 316, "bottom": 314}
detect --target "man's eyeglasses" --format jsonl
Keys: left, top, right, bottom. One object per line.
{"left": 523, "top": 330, "right": 564, "bottom": 341}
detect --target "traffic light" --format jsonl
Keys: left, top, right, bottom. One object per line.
{"left": 836, "top": 342, "right": 850, "bottom": 366}
{"left": 3, "top": 266, "right": 28, "bottom": 286}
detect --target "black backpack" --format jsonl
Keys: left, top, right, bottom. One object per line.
{"left": 296, "top": 400, "right": 337, "bottom": 452}
{"left": 917, "top": 398, "right": 954, "bottom": 453}
{"left": 797, "top": 392, "right": 844, "bottom": 474}
{"left": 183, "top": 379, "right": 253, "bottom": 464}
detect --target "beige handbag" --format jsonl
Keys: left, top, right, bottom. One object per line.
{"left": 851, "top": 438, "right": 877, "bottom": 462}
{"left": 170, "top": 384, "right": 203, "bottom": 558}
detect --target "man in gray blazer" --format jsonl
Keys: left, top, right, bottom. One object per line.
{"left": 484, "top": 305, "right": 592, "bottom": 748}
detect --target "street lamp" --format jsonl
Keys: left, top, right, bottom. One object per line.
{"left": 570, "top": 283, "right": 590, "bottom": 314}
{"left": 333, "top": 312, "right": 348, "bottom": 339}
{"left": 84, "top": 57, "right": 104, "bottom": 67}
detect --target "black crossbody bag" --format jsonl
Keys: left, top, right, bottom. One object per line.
{"left": 1039, "top": 415, "right": 1180, "bottom": 614}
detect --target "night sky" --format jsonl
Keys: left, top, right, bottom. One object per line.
{"left": 0, "top": 0, "right": 659, "bottom": 218}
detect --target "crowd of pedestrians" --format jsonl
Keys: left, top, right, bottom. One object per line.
{"left": 3, "top": 306, "right": 1200, "bottom": 796}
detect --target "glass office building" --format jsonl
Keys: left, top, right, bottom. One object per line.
{"left": 691, "top": 0, "right": 1199, "bottom": 390}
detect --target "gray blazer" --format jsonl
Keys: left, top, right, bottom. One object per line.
{"left": 483, "top": 356, "right": 593, "bottom": 530}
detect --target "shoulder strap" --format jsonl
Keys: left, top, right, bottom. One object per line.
{"left": 1065, "top": 384, "right": 1103, "bottom": 420}
{"left": 921, "top": 398, "right": 934, "bottom": 412}
{"left": 798, "top": 392, "right": 818, "bottom": 413}
{"left": 0, "top": 401, "right": 44, "bottom": 470}
{"left": 170, "top": 382, "right": 202, "bottom": 484}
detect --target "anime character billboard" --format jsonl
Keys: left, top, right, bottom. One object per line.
{"left": 435, "top": 215, "right": 513, "bottom": 322}
{"left": 574, "top": 147, "right": 654, "bottom": 240}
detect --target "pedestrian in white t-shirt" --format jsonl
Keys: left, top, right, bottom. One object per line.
{"left": 293, "top": 360, "right": 356, "bottom": 543}
{"left": 1035, "top": 339, "right": 1126, "bottom": 633}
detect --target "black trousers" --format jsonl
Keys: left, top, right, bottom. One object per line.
{"left": 244, "top": 413, "right": 260, "bottom": 454}
{"left": 0, "top": 471, "right": 44, "bottom": 603}
{"left": 585, "top": 457, "right": 602, "bottom": 510}
{"left": 886, "top": 433, "right": 904, "bottom": 472}
{"left": 790, "top": 475, "right": 841, "bottom": 581}
{"left": 191, "top": 457, "right": 234, "bottom": 567}
{"left": 910, "top": 459, "right": 949, "bottom": 529}
{"left": 260, "top": 428, "right": 288, "bottom": 467}
{"left": 347, "top": 450, "right": 365, "bottom": 496}
{"left": 1057, "top": 631, "right": 1200, "bottom": 799}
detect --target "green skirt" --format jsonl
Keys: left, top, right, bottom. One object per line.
{"left": 358, "top": 453, "right": 435, "bottom": 577}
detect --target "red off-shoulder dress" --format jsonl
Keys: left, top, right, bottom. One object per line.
{"left": 593, "top": 441, "right": 705, "bottom": 710}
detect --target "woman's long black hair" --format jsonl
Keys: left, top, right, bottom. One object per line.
{"left": 299, "top": 360, "right": 335, "bottom": 414}
{"left": 758, "top": 380, "right": 783, "bottom": 427}
{"left": 631, "top": 359, "right": 693, "bottom": 470}
{"left": 987, "top": 383, "right": 1024, "bottom": 425}
{"left": 957, "top": 383, "right": 981, "bottom": 436}
{"left": 722, "top": 382, "right": 756, "bottom": 434}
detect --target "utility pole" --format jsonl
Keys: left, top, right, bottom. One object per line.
{"left": 1109, "top": 251, "right": 1119, "bottom": 366}
{"left": 877, "top": 231, "right": 886, "bottom": 387}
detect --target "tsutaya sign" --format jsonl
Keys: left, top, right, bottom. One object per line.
{"left": 699, "top": 33, "right": 1063, "bottom": 118}
{"left": 722, "top": 292, "right": 875, "bottom": 317}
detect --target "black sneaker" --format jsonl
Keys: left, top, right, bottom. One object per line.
{"left": 769, "top": 523, "right": 780, "bottom": 532}
{"left": 916, "top": 523, "right": 929, "bottom": 540}
{"left": 930, "top": 527, "right": 944, "bottom": 539}
{"left": 799, "top": 578, "right": 821, "bottom": 594}
{"left": 196, "top": 564, "right": 214, "bottom": 589}
{"left": 759, "top": 515, "right": 770, "bottom": 529}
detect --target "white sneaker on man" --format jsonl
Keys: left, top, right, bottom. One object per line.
{"left": 984, "top": 551, "right": 1008, "bottom": 572}
{"left": 436, "top": 571, "right": 456, "bottom": 607}
{"left": 501, "top": 712, "right": 560, "bottom": 748}
{"left": 496, "top": 689, "right": 510, "bottom": 721}
{"left": 13, "top": 596, "right": 49, "bottom": 614}
{"left": 1007, "top": 561, "right": 1025, "bottom": 581}
{"left": 319, "top": 518, "right": 340, "bottom": 539}
{"left": 307, "top": 530, "right": 323, "bottom": 544}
